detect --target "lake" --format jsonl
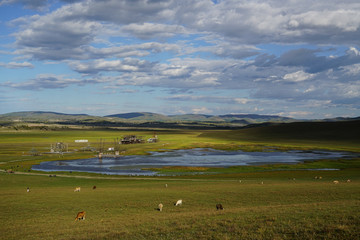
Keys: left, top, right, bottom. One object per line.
{"left": 32, "top": 148, "right": 358, "bottom": 176}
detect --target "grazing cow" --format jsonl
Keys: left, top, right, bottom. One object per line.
{"left": 333, "top": 180, "right": 339, "bottom": 184}
{"left": 158, "top": 203, "right": 163, "bottom": 211}
{"left": 216, "top": 203, "right": 223, "bottom": 210}
{"left": 174, "top": 199, "right": 182, "bottom": 206}
{"left": 93, "top": 186, "right": 96, "bottom": 190}
{"left": 75, "top": 211, "right": 86, "bottom": 221}
{"left": 74, "top": 187, "right": 81, "bottom": 192}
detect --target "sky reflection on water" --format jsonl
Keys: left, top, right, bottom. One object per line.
{"left": 32, "top": 148, "right": 356, "bottom": 176}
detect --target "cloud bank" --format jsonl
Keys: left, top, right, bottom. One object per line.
{"left": 1, "top": 0, "right": 360, "bottom": 118}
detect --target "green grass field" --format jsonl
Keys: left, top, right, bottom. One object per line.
{"left": 1, "top": 171, "right": 359, "bottom": 240}
{"left": 0, "top": 123, "right": 359, "bottom": 239}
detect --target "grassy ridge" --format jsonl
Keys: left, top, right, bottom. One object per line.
{"left": 199, "top": 120, "right": 360, "bottom": 152}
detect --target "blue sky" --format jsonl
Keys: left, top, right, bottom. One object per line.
{"left": 0, "top": 0, "right": 359, "bottom": 119}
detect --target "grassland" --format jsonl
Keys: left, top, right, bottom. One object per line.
{"left": 0, "top": 121, "right": 359, "bottom": 239}
{"left": 1, "top": 171, "right": 359, "bottom": 240}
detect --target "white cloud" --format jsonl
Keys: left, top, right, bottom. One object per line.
{"left": 347, "top": 47, "right": 360, "bottom": 56}
{"left": 0, "top": 61, "right": 33, "bottom": 69}
{"left": 70, "top": 58, "right": 153, "bottom": 74}
{"left": 0, "top": 0, "right": 47, "bottom": 10}
{"left": 341, "top": 63, "right": 360, "bottom": 76}
{"left": 121, "top": 23, "right": 189, "bottom": 39}
{"left": 161, "top": 66, "right": 192, "bottom": 78}
{"left": 282, "top": 70, "right": 315, "bottom": 82}
{"left": 1, "top": 74, "right": 103, "bottom": 90}
{"left": 278, "top": 111, "right": 313, "bottom": 118}
{"left": 2, "top": 0, "right": 360, "bottom": 117}
{"left": 191, "top": 107, "right": 213, "bottom": 115}
{"left": 234, "top": 98, "right": 249, "bottom": 104}
{"left": 162, "top": 95, "right": 251, "bottom": 105}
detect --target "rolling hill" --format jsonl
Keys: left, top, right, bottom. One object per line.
{"left": 0, "top": 111, "right": 94, "bottom": 121}
{"left": 104, "top": 112, "right": 293, "bottom": 123}
{"left": 0, "top": 111, "right": 358, "bottom": 130}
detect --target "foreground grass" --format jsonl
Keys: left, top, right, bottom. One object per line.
{"left": 1, "top": 171, "right": 359, "bottom": 240}
{"left": 1, "top": 125, "right": 360, "bottom": 239}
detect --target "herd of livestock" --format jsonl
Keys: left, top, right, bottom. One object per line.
{"left": 71, "top": 185, "right": 224, "bottom": 221}
{"left": 25, "top": 177, "right": 351, "bottom": 222}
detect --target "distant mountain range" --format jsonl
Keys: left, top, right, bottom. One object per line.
{"left": 0, "top": 111, "right": 96, "bottom": 121}
{"left": 0, "top": 111, "right": 358, "bottom": 128}
{"left": 105, "top": 112, "right": 295, "bottom": 123}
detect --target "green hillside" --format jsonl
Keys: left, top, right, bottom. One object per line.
{"left": 199, "top": 120, "right": 360, "bottom": 151}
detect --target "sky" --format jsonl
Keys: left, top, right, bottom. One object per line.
{"left": 0, "top": 0, "right": 359, "bottom": 119}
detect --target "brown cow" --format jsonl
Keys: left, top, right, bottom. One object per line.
{"left": 93, "top": 185, "right": 96, "bottom": 190}
{"left": 75, "top": 211, "right": 86, "bottom": 221}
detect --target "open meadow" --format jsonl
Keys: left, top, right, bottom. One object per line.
{"left": 0, "top": 122, "right": 359, "bottom": 239}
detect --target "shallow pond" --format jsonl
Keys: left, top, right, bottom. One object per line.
{"left": 32, "top": 148, "right": 358, "bottom": 176}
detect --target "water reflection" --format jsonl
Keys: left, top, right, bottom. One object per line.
{"left": 32, "top": 148, "right": 357, "bottom": 176}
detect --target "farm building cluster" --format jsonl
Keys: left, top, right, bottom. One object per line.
{"left": 45, "top": 134, "right": 158, "bottom": 158}
{"left": 121, "top": 134, "right": 158, "bottom": 144}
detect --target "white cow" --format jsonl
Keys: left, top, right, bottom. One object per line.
{"left": 174, "top": 199, "right": 182, "bottom": 206}
{"left": 74, "top": 187, "right": 81, "bottom": 192}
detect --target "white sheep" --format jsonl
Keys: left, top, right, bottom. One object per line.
{"left": 333, "top": 180, "right": 339, "bottom": 184}
{"left": 158, "top": 203, "right": 163, "bottom": 211}
{"left": 174, "top": 199, "right": 182, "bottom": 206}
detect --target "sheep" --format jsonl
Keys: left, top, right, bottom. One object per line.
{"left": 174, "top": 199, "right": 182, "bottom": 206}
{"left": 26, "top": 187, "right": 30, "bottom": 193}
{"left": 216, "top": 203, "right": 223, "bottom": 210}
{"left": 74, "top": 187, "right": 81, "bottom": 192}
{"left": 92, "top": 185, "right": 96, "bottom": 190}
{"left": 165, "top": 184, "right": 168, "bottom": 188}
{"left": 346, "top": 179, "right": 351, "bottom": 183}
{"left": 158, "top": 203, "right": 163, "bottom": 211}
{"left": 333, "top": 180, "right": 339, "bottom": 184}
